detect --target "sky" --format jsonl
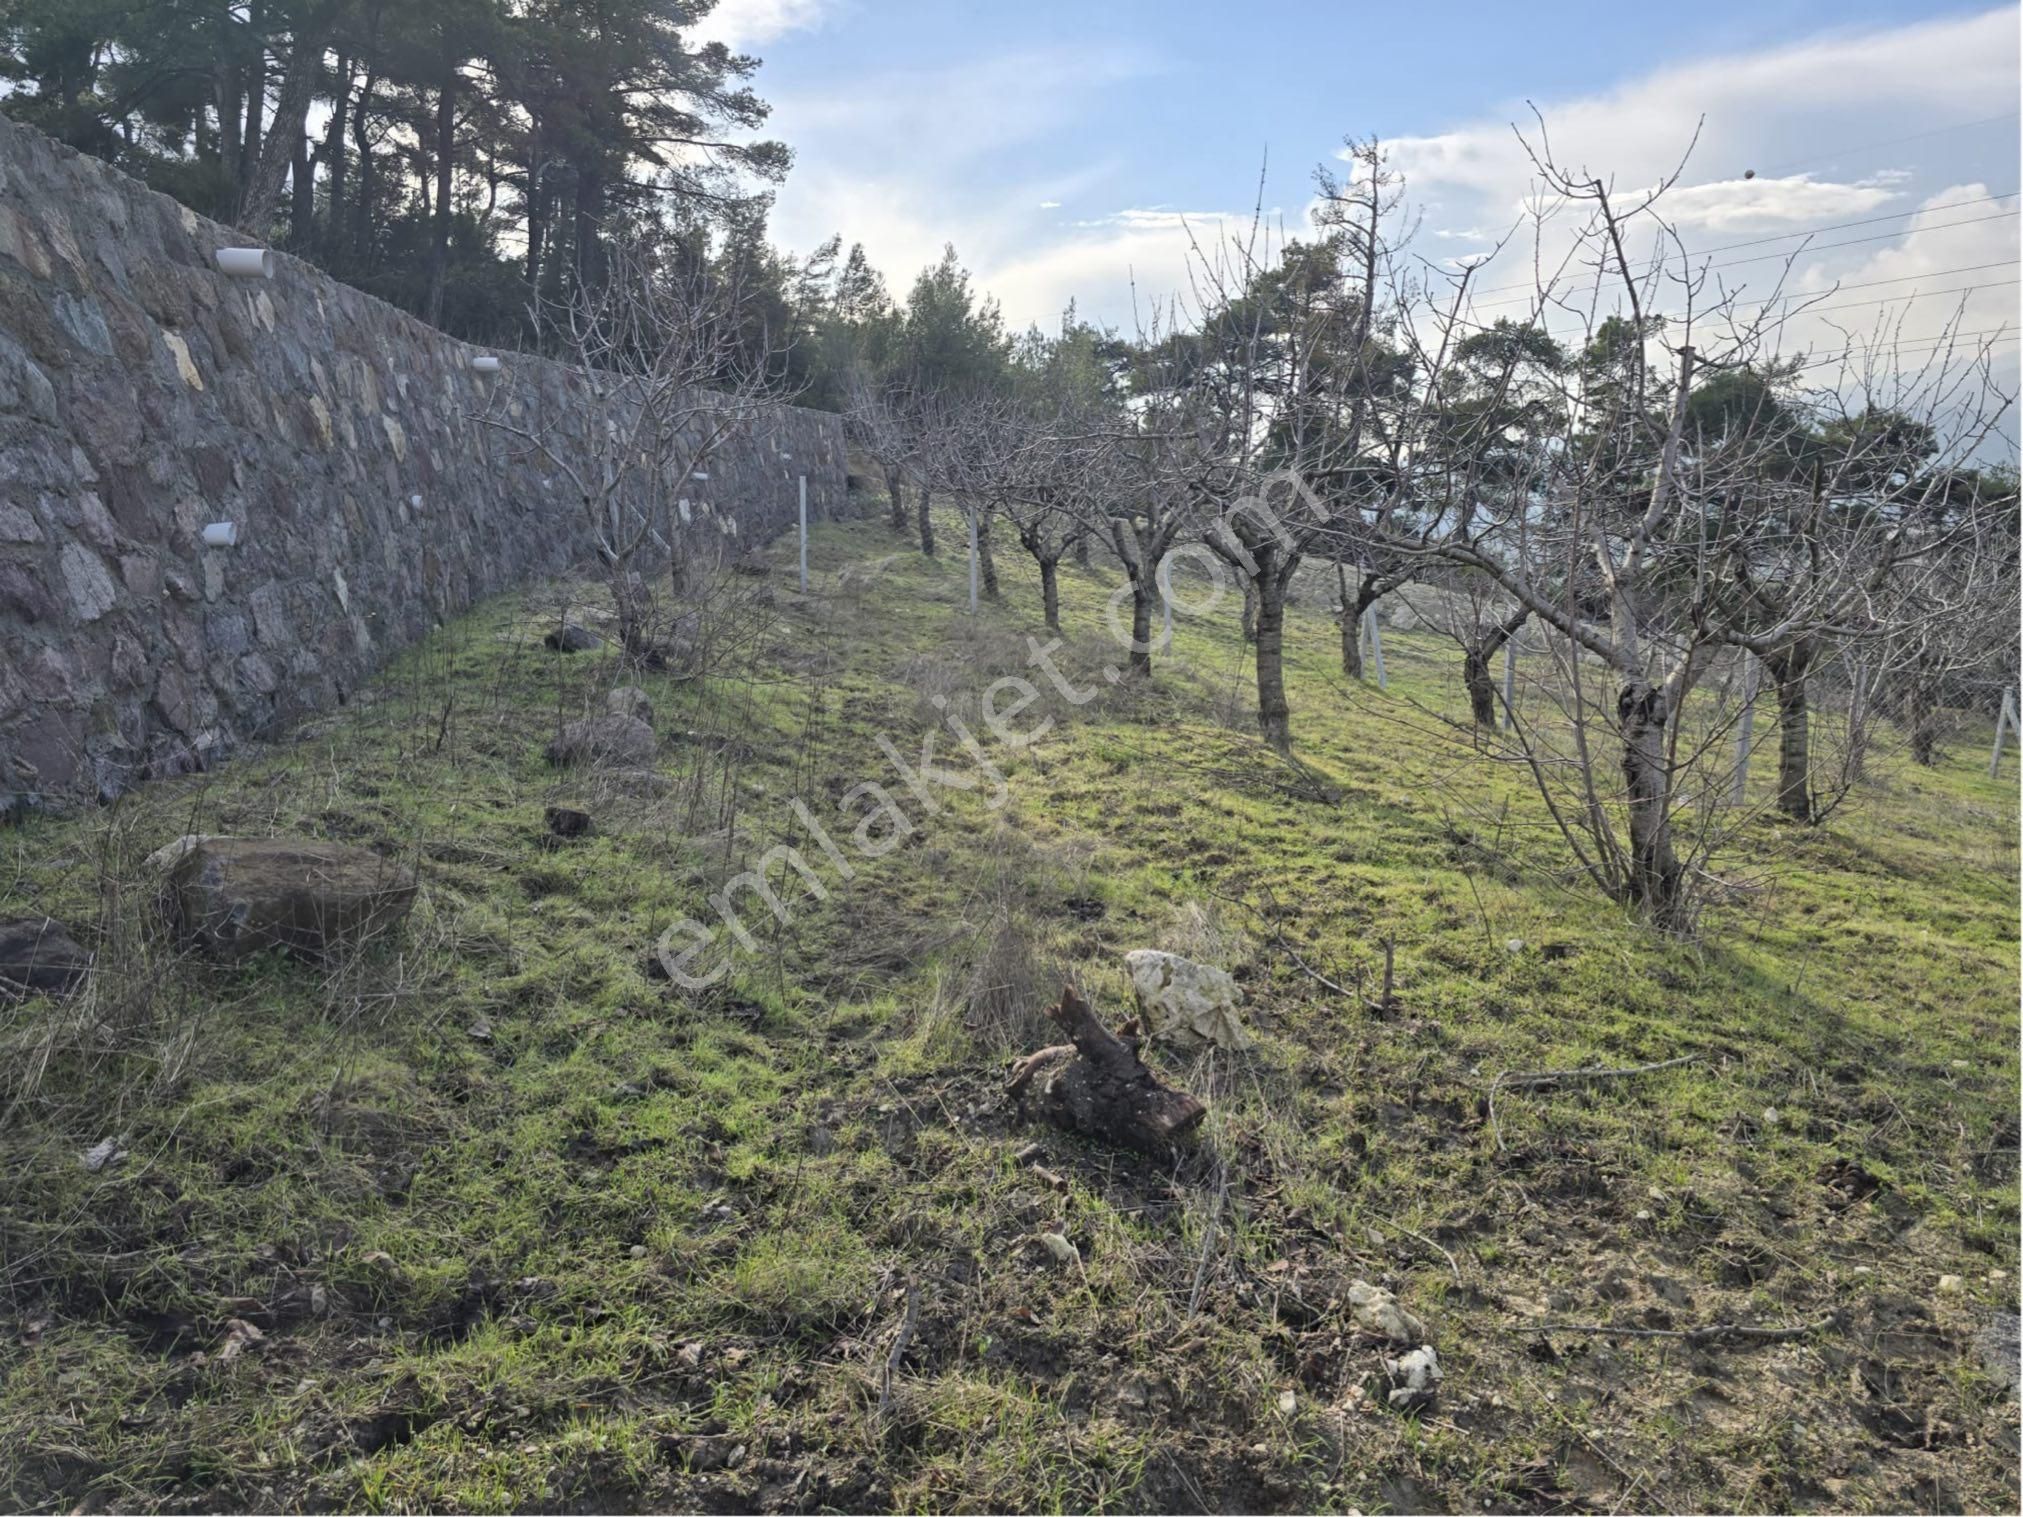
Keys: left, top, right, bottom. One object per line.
{"left": 699, "top": 0, "right": 2020, "bottom": 397}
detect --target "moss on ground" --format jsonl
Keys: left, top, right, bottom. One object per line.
{"left": 1, "top": 499, "right": 2016, "bottom": 1513}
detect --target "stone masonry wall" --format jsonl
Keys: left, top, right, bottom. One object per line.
{"left": 0, "top": 109, "right": 845, "bottom": 802}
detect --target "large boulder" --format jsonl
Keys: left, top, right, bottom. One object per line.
{"left": 0, "top": 916, "right": 91, "bottom": 996}
{"left": 545, "top": 714, "right": 655, "bottom": 769}
{"left": 164, "top": 837, "right": 417, "bottom": 960}
{"left": 1123, "top": 949, "right": 1251, "bottom": 1052}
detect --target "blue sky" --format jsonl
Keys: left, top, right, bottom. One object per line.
{"left": 700, "top": 0, "right": 2019, "bottom": 371}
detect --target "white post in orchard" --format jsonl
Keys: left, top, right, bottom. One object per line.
{"left": 1157, "top": 554, "right": 1174, "bottom": 653}
{"left": 797, "top": 474, "right": 809, "bottom": 594}
{"left": 1364, "top": 606, "right": 1387, "bottom": 689}
{"left": 1990, "top": 687, "right": 2016, "bottom": 779}
{"left": 1501, "top": 638, "right": 1517, "bottom": 729}
{"left": 967, "top": 509, "right": 979, "bottom": 615}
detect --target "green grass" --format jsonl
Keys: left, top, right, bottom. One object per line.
{"left": 1, "top": 497, "right": 2015, "bottom": 1514}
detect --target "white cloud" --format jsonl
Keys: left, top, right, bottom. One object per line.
{"left": 692, "top": 0, "right": 838, "bottom": 51}
{"left": 1659, "top": 175, "right": 1900, "bottom": 234}
{"left": 762, "top": 4, "right": 2017, "bottom": 359}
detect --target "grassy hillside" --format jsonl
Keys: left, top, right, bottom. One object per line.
{"left": 2, "top": 501, "right": 2016, "bottom": 1514}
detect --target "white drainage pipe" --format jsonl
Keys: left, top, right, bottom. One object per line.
{"left": 214, "top": 248, "right": 273, "bottom": 279}
{"left": 202, "top": 521, "right": 239, "bottom": 547}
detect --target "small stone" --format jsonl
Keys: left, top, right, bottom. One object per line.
{"left": 1989, "top": 1269, "right": 2008, "bottom": 1285}
{"left": 1036, "top": 1232, "right": 1079, "bottom": 1268}
{"left": 1635, "top": 1208, "right": 1653, "bottom": 1221}
{"left": 1348, "top": 1280, "right": 1427, "bottom": 1344}
{"left": 80, "top": 1136, "right": 125, "bottom": 1171}
{"left": 1384, "top": 1344, "right": 1442, "bottom": 1411}
{"left": 1503, "top": 938, "right": 1525, "bottom": 953}
{"left": 628, "top": 1244, "right": 648, "bottom": 1259}
{"left": 544, "top": 804, "right": 593, "bottom": 838}
{"left": 1938, "top": 1274, "right": 1965, "bottom": 1293}
{"left": 544, "top": 622, "right": 602, "bottom": 652}
{"left": 1277, "top": 1389, "right": 1297, "bottom": 1415}
{"left": 1762, "top": 1107, "right": 1780, "bottom": 1127}
{"left": 467, "top": 1017, "right": 493, "bottom": 1043}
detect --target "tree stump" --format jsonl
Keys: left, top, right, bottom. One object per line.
{"left": 1007, "top": 984, "right": 1206, "bottom": 1155}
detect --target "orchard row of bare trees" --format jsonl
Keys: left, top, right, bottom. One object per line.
{"left": 843, "top": 130, "right": 2018, "bottom": 933}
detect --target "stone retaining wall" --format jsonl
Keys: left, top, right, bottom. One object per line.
{"left": 0, "top": 109, "right": 845, "bottom": 802}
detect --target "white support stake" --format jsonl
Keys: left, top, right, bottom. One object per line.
{"left": 1991, "top": 687, "right": 2016, "bottom": 779}
{"left": 1732, "top": 657, "right": 1759, "bottom": 806}
{"left": 797, "top": 474, "right": 809, "bottom": 594}
{"left": 1364, "top": 606, "right": 1387, "bottom": 690}
{"left": 1501, "top": 638, "right": 1518, "bottom": 730}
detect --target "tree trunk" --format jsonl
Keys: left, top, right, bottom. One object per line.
{"left": 213, "top": 60, "right": 243, "bottom": 218}
{"left": 1767, "top": 645, "right": 1814, "bottom": 822}
{"left": 1464, "top": 609, "right": 1529, "bottom": 727}
{"left": 917, "top": 485, "right": 936, "bottom": 556}
{"left": 1463, "top": 645, "right": 1497, "bottom": 726}
{"left": 1073, "top": 532, "right": 1089, "bottom": 569}
{"left": 1241, "top": 577, "right": 1258, "bottom": 643}
{"left": 883, "top": 466, "right": 905, "bottom": 530}
{"left": 1129, "top": 577, "right": 1155, "bottom": 677}
{"left": 321, "top": 56, "right": 350, "bottom": 252}
{"left": 1618, "top": 680, "right": 1684, "bottom": 928}
{"left": 241, "top": 3, "right": 265, "bottom": 188}
{"left": 289, "top": 125, "right": 313, "bottom": 246}
{"left": 1039, "top": 556, "right": 1060, "bottom": 631}
{"left": 350, "top": 73, "right": 376, "bottom": 263}
{"left": 1909, "top": 676, "right": 1939, "bottom": 766}
{"left": 1254, "top": 558, "right": 1293, "bottom": 754}
{"left": 425, "top": 79, "right": 455, "bottom": 325}
{"left": 1335, "top": 564, "right": 1360, "bottom": 676}
{"left": 977, "top": 509, "right": 999, "bottom": 599}
{"left": 1007, "top": 984, "right": 1206, "bottom": 1156}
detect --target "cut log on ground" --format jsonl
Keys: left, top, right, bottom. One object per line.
{"left": 1007, "top": 983, "right": 1206, "bottom": 1155}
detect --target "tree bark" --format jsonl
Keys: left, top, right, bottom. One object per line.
{"left": 1909, "top": 676, "right": 1940, "bottom": 766}
{"left": 884, "top": 466, "right": 906, "bottom": 531}
{"left": 349, "top": 71, "right": 376, "bottom": 263}
{"left": 1618, "top": 679, "right": 1685, "bottom": 928}
{"left": 917, "top": 485, "right": 935, "bottom": 556}
{"left": 1463, "top": 645, "right": 1497, "bottom": 727}
{"left": 289, "top": 124, "right": 313, "bottom": 246}
{"left": 1242, "top": 577, "right": 1258, "bottom": 644}
{"left": 1007, "top": 984, "right": 1206, "bottom": 1156}
{"left": 319, "top": 58, "right": 350, "bottom": 254}
{"left": 1073, "top": 532, "right": 1090, "bottom": 569}
{"left": 1039, "top": 556, "right": 1060, "bottom": 631}
{"left": 1463, "top": 608, "right": 1529, "bottom": 727}
{"left": 1129, "top": 577, "right": 1155, "bottom": 676}
{"left": 1766, "top": 642, "right": 1815, "bottom": 821}
{"left": 426, "top": 75, "right": 455, "bottom": 326}
{"left": 1254, "top": 558, "right": 1294, "bottom": 753}
{"left": 977, "top": 508, "right": 999, "bottom": 599}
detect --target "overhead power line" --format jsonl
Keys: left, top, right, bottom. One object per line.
{"left": 1457, "top": 193, "right": 2020, "bottom": 304}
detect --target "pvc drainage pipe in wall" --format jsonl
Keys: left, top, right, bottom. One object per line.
{"left": 215, "top": 248, "right": 273, "bottom": 279}
{"left": 202, "top": 521, "right": 239, "bottom": 547}
{"left": 470, "top": 354, "right": 502, "bottom": 373}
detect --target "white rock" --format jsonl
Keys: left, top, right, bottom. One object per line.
{"left": 1347, "top": 1280, "right": 1427, "bottom": 1344}
{"left": 1123, "top": 949, "right": 1250, "bottom": 1052}
{"left": 1938, "top": 1274, "right": 1965, "bottom": 1293}
{"left": 80, "top": 1136, "right": 125, "bottom": 1172}
{"left": 1384, "top": 1344, "right": 1442, "bottom": 1410}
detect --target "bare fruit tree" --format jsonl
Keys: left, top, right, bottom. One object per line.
{"left": 1412, "top": 134, "right": 2015, "bottom": 930}
{"left": 476, "top": 235, "right": 791, "bottom": 655}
